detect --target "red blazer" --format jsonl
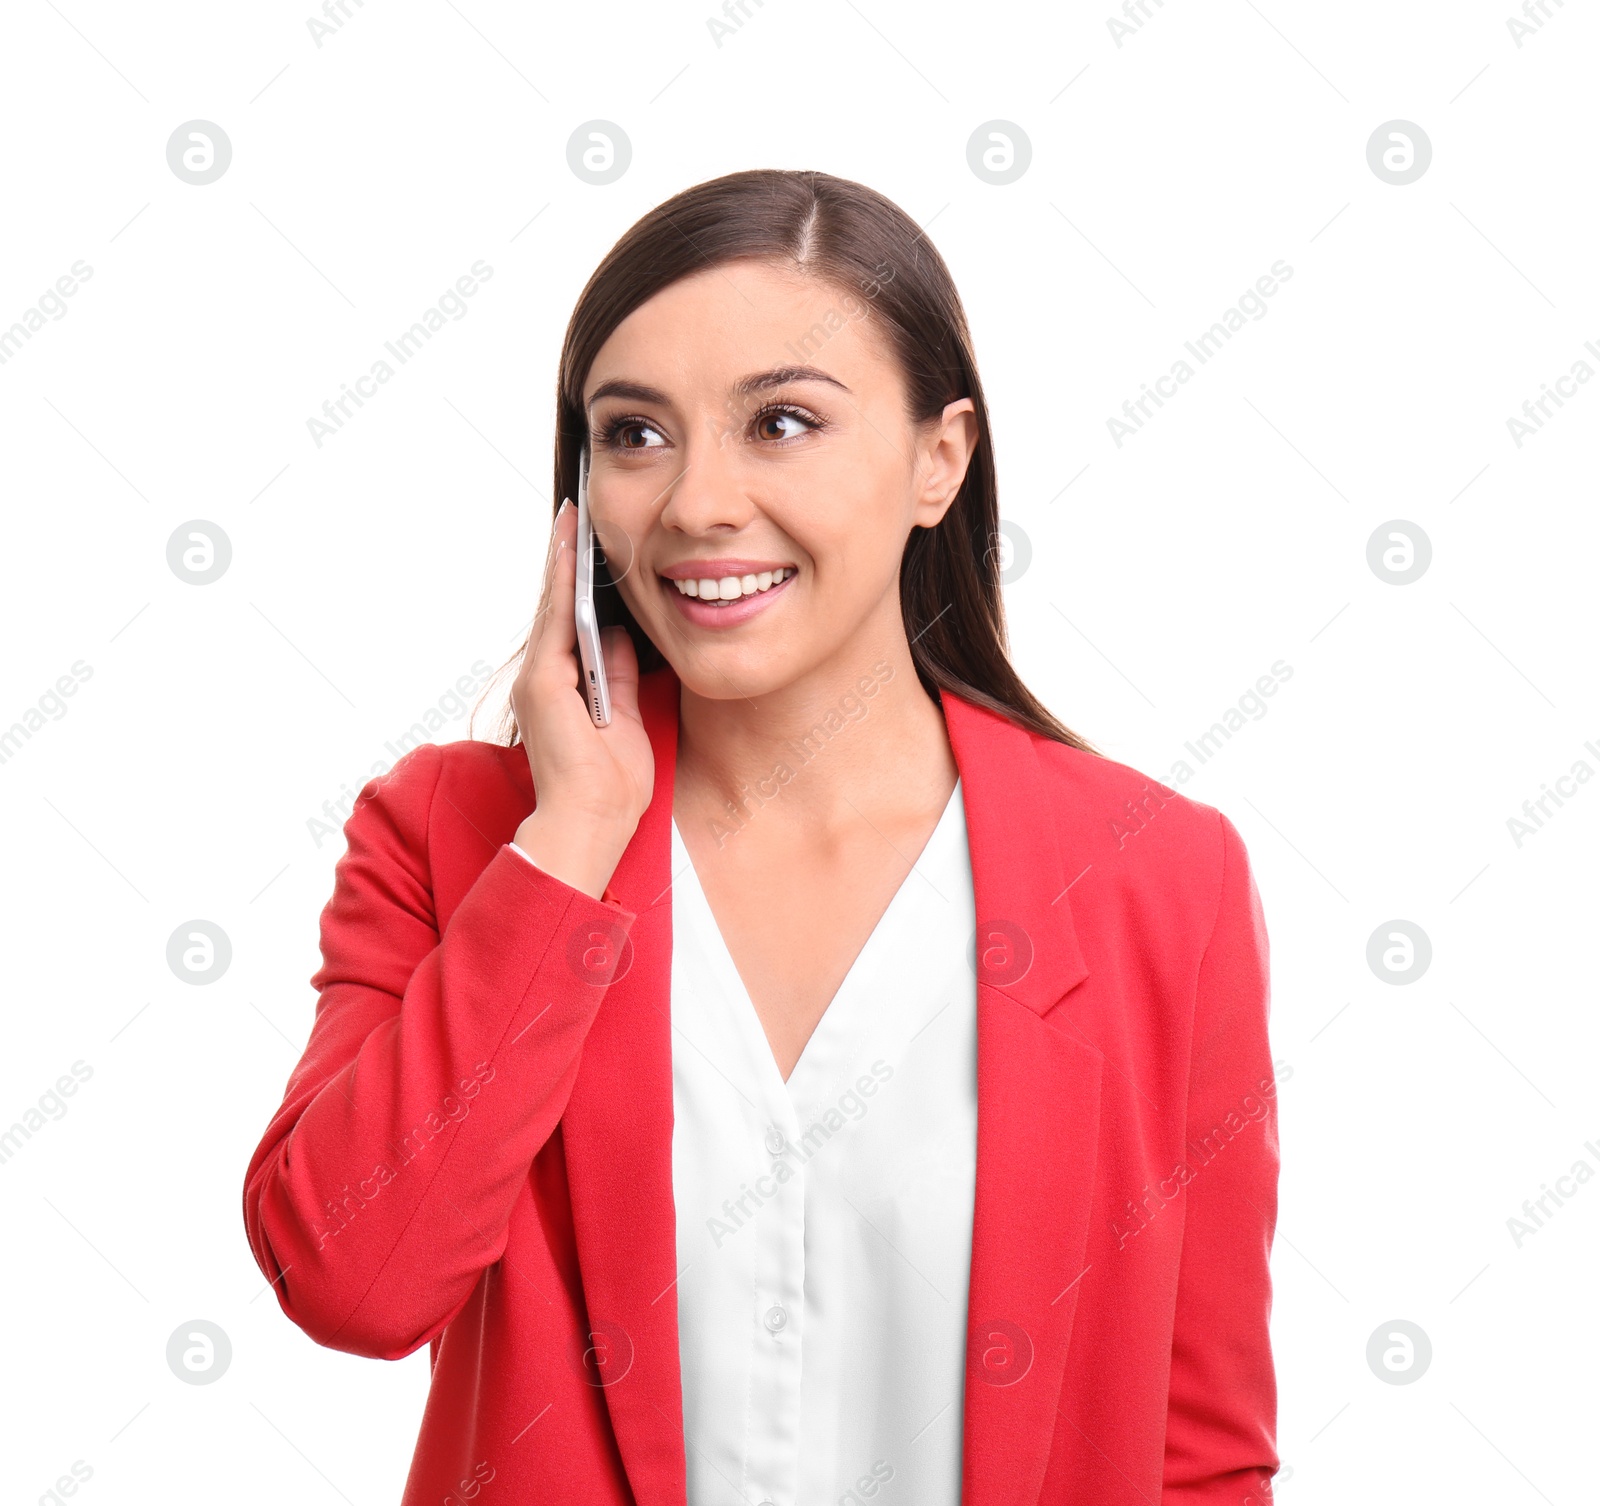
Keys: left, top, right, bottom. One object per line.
{"left": 243, "top": 666, "right": 1279, "bottom": 1505}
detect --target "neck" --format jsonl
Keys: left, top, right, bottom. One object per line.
{"left": 671, "top": 623, "right": 957, "bottom": 841}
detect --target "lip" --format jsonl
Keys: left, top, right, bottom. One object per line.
{"left": 657, "top": 558, "right": 795, "bottom": 581}
{"left": 662, "top": 567, "right": 795, "bottom": 629}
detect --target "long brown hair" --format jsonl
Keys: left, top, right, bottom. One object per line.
{"left": 477, "top": 167, "right": 1096, "bottom": 755}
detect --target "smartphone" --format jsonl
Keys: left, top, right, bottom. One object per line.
{"left": 574, "top": 442, "right": 612, "bottom": 727}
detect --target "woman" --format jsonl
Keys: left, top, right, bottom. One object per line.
{"left": 243, "top": 168, "right": 1280, "bottom": 1506}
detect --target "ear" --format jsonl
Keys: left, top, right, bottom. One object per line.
{"left": 911, "top": 398, "right": 979, "bottom": 529}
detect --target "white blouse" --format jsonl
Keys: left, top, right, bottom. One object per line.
{"left": 508, "top": 781, "right": 979, "bottom": 1506}
{"left": 668, "top": 780, "right": 978, "bottom": 1506}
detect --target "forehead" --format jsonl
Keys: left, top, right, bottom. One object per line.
{"left": 584, "top": 258, "right": 897, "bottom": 401}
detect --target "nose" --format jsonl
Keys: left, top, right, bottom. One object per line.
{"left": 657, "top": 422, "right": 759, "bottom": 536}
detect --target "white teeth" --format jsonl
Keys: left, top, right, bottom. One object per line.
{"left": 670, "top": 567, "right": 792, "bottom": 601}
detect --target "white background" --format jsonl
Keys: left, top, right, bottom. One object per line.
{"left": 1, "top": 0, "right": 1595, "bottom": 1501}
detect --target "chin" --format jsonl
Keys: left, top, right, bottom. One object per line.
{"left": 636, "top": 622, "right": 797, "bottom": 697}
{"left": 669, "top": 651, "right": 799, "bottom": 702}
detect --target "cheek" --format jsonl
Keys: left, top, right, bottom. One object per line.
{"left": 769, "top": 477, "right": 877, "bottom": 567}
{"left": 608, "top": 551, "right": 658, "bottom": 627}
{"left": 808, "top": 506, "right": 904, "bottom": 594}
{"left": 590, "top": 504, "right": 650, "bottom": 596}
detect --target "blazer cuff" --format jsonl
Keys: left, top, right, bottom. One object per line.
{"left": 501, "top": 839, "right": 628, "bottom": 916}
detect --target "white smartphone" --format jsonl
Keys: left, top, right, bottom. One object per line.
{"left": 573, "top": 442, "right": 612, "bottom": 727}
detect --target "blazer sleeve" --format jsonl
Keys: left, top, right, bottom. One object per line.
{"left": 1162, "top": 810, "right": 1280, "bottom": 1502}
{"left": 240, "top": 742, "right": 636, "bottom": 1361}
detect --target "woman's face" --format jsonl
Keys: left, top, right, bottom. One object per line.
{"left": 581, "top": 258, "right": 976, "bottom": 702}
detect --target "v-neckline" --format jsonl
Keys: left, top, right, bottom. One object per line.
{"left": 670, "top": 780, "right": 964, "bottom": 1090}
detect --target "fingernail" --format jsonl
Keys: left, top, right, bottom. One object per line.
{"left": 558, "top": 497, "right": 572, "bottom": 517}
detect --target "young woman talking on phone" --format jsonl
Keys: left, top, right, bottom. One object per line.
{"left": 243, "top": 169, "right": 1280, "bottom": 1506}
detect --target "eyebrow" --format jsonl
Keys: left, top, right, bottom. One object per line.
{"left": 585, "top": 365, "right": 851, "bottom": 411}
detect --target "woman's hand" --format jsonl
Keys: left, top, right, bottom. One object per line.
{"left": 510, "top": 497, "right": 655, "bottom": 899}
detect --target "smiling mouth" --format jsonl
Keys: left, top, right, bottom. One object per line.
{"left": 664, "top": 566, "right": 795, "bottom": 604}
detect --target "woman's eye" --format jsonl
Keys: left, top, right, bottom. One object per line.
{"left": 602, "top": 406, "right": 817, "bottom": 449}
{"left": 607, "top": 420, "right": 666, "bottom": 450}
{"left": 754, "top": 409, "right": 814, "bottom": 442}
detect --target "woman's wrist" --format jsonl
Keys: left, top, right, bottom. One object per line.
{"left": 512, "top": 808, "right": 636, "bottom": 901}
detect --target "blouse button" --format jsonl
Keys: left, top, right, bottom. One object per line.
{"left": 764, "top": 1125, "right": 786, "bottom": 1155}
{"left": 763, "top": 1304, "right": 788, "bottom": 1333}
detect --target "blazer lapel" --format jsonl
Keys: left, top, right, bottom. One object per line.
{"left": 558, "top": 665, "right": 687, "bottom": 1506}
{"left": 942, "top": 689, "right": 1105, "bottom": 1506}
